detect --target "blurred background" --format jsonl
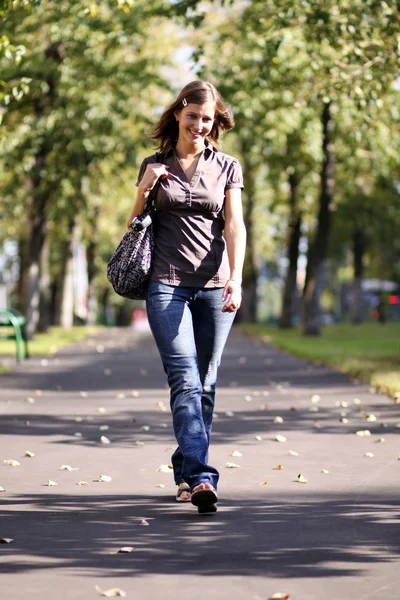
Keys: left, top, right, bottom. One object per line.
{"left": 0, "top": 0, "right": 399, "bottom": 340}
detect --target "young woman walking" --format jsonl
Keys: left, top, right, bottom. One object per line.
{"left": 127, "top": 80, "right": 246, "bottom": 514}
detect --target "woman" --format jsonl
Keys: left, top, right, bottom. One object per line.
{"left": 127, "top": 80, "right": 246, "bottom": 514}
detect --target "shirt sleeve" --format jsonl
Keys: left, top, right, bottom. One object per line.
{"left": 225, "top": 158, "right": 244, "bottom": 191}
{"left": 135, "top": 157, "right": 150, "bottom": 187}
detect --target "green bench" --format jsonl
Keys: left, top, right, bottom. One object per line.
{"left": 0, "top": 309, "right": 30, "bottom": 362}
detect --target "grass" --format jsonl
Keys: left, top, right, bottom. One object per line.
{"left": 241, "top": 321, "right": 400, "bottom": 396}
{"left": 0, "top": 326, "right": 103, "bottom": 358}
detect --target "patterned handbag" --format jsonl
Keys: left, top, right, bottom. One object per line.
{"left": 107, "top": 155, "right": 162, "bottom": 300}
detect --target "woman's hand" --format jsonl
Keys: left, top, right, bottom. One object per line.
{"left": 222, "top": 279, "right": 242, "bottom": 313}
{"left": 138, "top": 163, "right": 169, "bottom": 193}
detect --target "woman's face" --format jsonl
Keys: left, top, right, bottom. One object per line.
{"left": 175, "top": 101, "right": 215, "bottom": 146}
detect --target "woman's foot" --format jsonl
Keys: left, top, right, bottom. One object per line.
{"left": 191, "top": 482, "right": 218, "bottom": 514}
{"left": 176, "top": 483, "right": 191, "bottom": 502}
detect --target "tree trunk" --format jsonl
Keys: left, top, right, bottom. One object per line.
{"left": 86, "top": 207, "right": 100, "bottom": 325}
{"left": 237, "top": 145, "right": 258, "bottom": 323}
{"left": 54, "top": 216, "right": 76, "bottom": 329}
{"left": 16, "top": 42, "right": 64, "bottom": 338}
{"left": 38, "top": 232, "right": 51, "bottom": 333}
{"left": 350, "top": 228, "right": 365, "bottom": 324}
{"left": 302, "top": 102, "right": 335, "bottom": 336}
{"left": 279, "top": 170, "right": 302, "bottom": 328}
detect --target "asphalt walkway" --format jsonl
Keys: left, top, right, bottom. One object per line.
{"left": 0, "top": 326, "right": 399, "bottom": 600}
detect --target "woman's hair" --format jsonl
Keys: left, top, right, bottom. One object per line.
{"left": 150, "top": 80, "right": 235, "bottom": 153}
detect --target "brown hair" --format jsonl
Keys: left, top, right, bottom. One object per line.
{"left": 150, "top": 80, "right": 235, "bottom": 153}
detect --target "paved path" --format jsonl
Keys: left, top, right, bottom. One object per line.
{"left": 0, "top": 327, "right": 399, "bottom": 600}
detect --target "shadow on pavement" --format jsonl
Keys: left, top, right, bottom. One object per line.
{"left": 0, "top": 492, "right": 399, "bottom": 579}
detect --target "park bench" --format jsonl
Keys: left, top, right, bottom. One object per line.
{"left": 0, "top": 309, "right": 30, "bottom": 362}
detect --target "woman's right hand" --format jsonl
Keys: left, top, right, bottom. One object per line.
{"left": 138, "top": 163, "right": 169, "bottom": 193}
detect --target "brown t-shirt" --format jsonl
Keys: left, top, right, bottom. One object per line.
{"left": 136, "top": 144, "right": 244, "bottom": 288}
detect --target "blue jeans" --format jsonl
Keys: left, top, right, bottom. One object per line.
{"left": 146, "top": 282, "right": 235, "bottom": 491}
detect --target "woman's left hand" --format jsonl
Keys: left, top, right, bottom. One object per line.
{"left": 222, "top": 279, "right": 242, "bottom": 313}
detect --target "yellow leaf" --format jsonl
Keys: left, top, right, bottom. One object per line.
{"left": 139, "top": 519, "right": 149, "bottom": 526}
{"left": 4, "top": 460, "right": 20, "bottom": 467}
{"left": 117, "top": 546, "right": 135, "bottom": 553}
{"left": 77, "top": 481, "right": 88, "bottom": 486}
{"left": 255, "top": 436, "right": 263, "bottom": 441}
{"left": 321, "top": 469, "right": 329, "bottom": 474}
{"left": 95, "top": 586, "right": 126, "bottom": 597}
{"left": 0, "top": 538, "right": 14, "bottom": 544}
{"left": 231, "top": 450, "right": 243, "bottom": 457}
{"left": 225, "top": 462, "right": 241, "bottom": 468}
{"left": 156, "top": 464, "right": 172, "bottom": 473}
{"left": 297, "top": 474, "right": 307, "bottom": 484}
{"left": 275, "top": 435, "right": 287, "bottom": 443}
{"left": 288, "top": 450, "right": 299, "bottom": 456}
{"left": 356, "top": 430, "right": 371, "bottom": 437}
{"left": 259, "top": 478, "right": 268, "bottom": 485}
{"left": 60, "top": 465, "right": 79, "bottom": 471}
{"left": 100, "top": 436, "right": 111, "bottom": 444}
{"left": 364, "top": 452, "right": 374, "bottom": 458}
{"left": 273, "top": 416, "right": 283, "bottom": 424}
{"left": 25, "top": 451, "right": 35, "bottom": 458}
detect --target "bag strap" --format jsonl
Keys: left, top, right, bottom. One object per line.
{"left": 145, "top": 151, "right": 164, "bottom": 211}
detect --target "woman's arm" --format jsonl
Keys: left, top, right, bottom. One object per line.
{"left": 222, "top": 187, "right": 247, "bottom": 313}
{"left": 126, "top": 162, "right": 169, "bottom": 229}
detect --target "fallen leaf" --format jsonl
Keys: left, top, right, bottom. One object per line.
{"left": 244, "top": 395, "right": 252, "bottom": 402}
{"left": 140, "top": 425, "right": 150, "bottom": 432}
{"left": 24, "top": 397, "right": 35, "bottom": 404}
{"left": 40, "top": 359, "right": 48, "bottom": 366}
{"left": 35, "top": 390, "right": 43, "bottom": 396}
{"left": 288, "top": 450, "right": 299, "bottom": 456}
{"left": 0, "top": 538, "right": 14, "bottom": 544}
{"left": 104, "top": 368, "right": 112, "bottom": 376}
{"left": 77, "top": 481, "right": 88, "bottom": 486}
{"left": 275, "top": 435, "right": 287, "bottom": 443}
{"left": 74, "top": 417, "right": 83, "bottom": 423}
{"left": 260, "top": 403, "right": 269, "bottom": 411}
{"left": 60, "top": 465, "right": 79, "bottom": 471}
{"left": 309, "top": 406, "right": 319, "bottom": 412}
{"left": 269, "top": 594, "right": 290, "bottom": 600}
{"left": 263, "top": 390, "right": 270, "bottom": 396}
{"left": 96, "top": 345, "right": 105, "bottom": 353}
{"left": 156, "top": 483, "right": 165, "bottom": 488}
{"left": 255, "top": 436, "right": 263, "bottom": 441}
{"left": 156, "top": 464, "right": 172, "bottom": 473}
{"left": 225, "top": 462, "right": 241, "bottom": 468}
{"left": 100, "top": 425, "right": 109, "bottom": 431}
{"left": 238, "top": 356, "right": 248, "bottom": 364}
{"left": 356, "top": 430, "right": 371, "bottom": 437}
{"left": 80, "top": 391, "right": 88, "bottom": 398}
{"left": 253, "top": 391, "right": 261, "bottom": 397}
{"left": 97, "top": 407, "right": 107, "bottom": 414}
{"left": 366, "top": 414, "right": 377, "bottom": 422}
{"left": 135, "top": 441, "right": 145, "bottom": 446}
{"left": 46, "top": 480, "right": 58, "bottom": 486}
{"left": 96, "top": 475, "right": 112, "bottom": 482}
{"left": 131, "top": 390, "right": 140, "bottom": 397}
{"left": 100, "top": 436, "right": 111, "bottom": 444}
{"left": 275, "top": 465, "right": 284, "bottom": 470}
{"left": 311, "top": 394, "right": 320, "bottom": 404}
{"left": 4, "top": 460, "right": 20, "bottom": 467}
{"left": 321, "top": 469, "right": 329, "bottom": 474}
{"left": 25, "top": 451, "right": 35, "bottom": 458}
{"left": 273, "top": 416, "right": 283, "bottom": 424}
{"left": 340, "top": 401, "right": 349, "bottom": 408}
{"left": 353, "top": 398, "right": 361, "bottom": 405}
{"left": 364, "top": 452, "right": 374, "bottom": 458}
{"left": 225, "top": 410, "right": 235, "bottom": 417}
{"left": 340, "top": 417, "right": 349, "bottom": 424}
{"left": 95, "top": 586, "right": 126, "bottom": 597}
{"left": 118, "top": 546, "right": 135, "bottom": 553}
{"left": 157, "top": 401, "right": 167, "bottom": 412}
{"left": 139, "top": 519, "right": 149, "bottom": 526}
{"left": 0, "top": 487, "right": 6, "bottom": 492}
{"left": 375, "top": 437, "right": 385, "bottom": 443}
{"left": 259, "top": 479, "right": 268, "bottom": 485}
{"left": 74, "top": 432, "right": 83, "bottom": 438}
{"left": 159, "top": 423, "right": 168, "bottom": 428}
{"left": 231, "top": 450, "right": 243, "bottom": 457}
{"left": 297, "top": 474, "right": 308, "bottom": 484}
{"left": 116, "top": 393, "right": 126, "bottom": 399}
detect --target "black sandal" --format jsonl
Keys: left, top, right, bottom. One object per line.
{"left": 191, "top": 486, "right": 218, "bottom": 514}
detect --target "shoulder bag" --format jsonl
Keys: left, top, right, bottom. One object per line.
{"left": 106, "top": 153, "right": 162, "bottom": 300}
